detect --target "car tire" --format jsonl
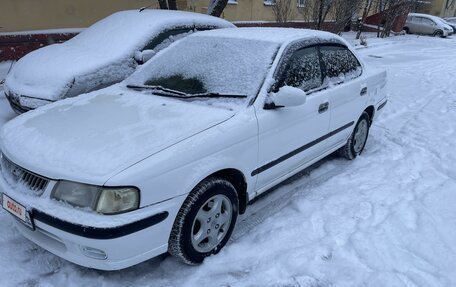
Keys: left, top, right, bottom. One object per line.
{"left": 433, "top": 30, "right": 444, "bottom": 37}
{"left": 168, "top": 177, "right": 239, "bottom": 265}
{"left": 404, "top": 27, "right": 410, "bottom": 34}
{"left": 339, "top": 112, "right": 370, "bottom": 160}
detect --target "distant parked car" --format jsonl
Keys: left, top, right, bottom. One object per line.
{"left": 446, "top": 17, "right": 456, "bottom": 25}
{"left": 0, "top": 27, "right": 387, "bottom": 270}
{"left": 404, "top": 13, "right": 453, "bottom": 37}
{"left": 3, "top": 9, "right": 234, "bottom": 113}
{"left": 443, "top": 18, "right": 456, "bottom": 32}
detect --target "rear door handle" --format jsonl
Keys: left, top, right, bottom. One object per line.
{"left": 360, "top": 87, "right": 368, "bottom": 96}
{"left": 318, "top": 102, "right": 329, "bottom": 114}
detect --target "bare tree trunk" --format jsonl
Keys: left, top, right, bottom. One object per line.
{"left": 317, "top": 0, "right": 324, "bottom": 30}
{"left": 208, "top": 0, "right": 229, "bottom": 17}
{"left": 168, "top": 0, "right": 177, "bottom": 10}
{"left": 272, "top": 0, "right": 293, "bottom": 23}
{"left": 356, "top": 0, "right": 373, "bottom": 39}
{"left": 158, "top": 0, "right": 169, "bottom": 9}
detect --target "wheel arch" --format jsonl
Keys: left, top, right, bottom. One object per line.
{"left": 364, "top": 105, "right": 375, "bottom": 126}
{"left": 205, "top": 168, "right": 248, "bottom": 215}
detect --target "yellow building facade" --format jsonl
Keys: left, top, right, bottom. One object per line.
{"left": 1, "top": 0, "right": 454, "bottom": 33}
{"left": 1, "top": 0, "right": 305, "bottom": 33}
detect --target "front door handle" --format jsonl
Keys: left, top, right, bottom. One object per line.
{"left": 360, "top": 87, "right": 368, "bottom": 96}
{"left": 318, "top": 102, "right": 329, "bottom": 114}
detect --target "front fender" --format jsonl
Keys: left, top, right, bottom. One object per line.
{"left": 105, "top": 107, "right": 259, "bottom": 207}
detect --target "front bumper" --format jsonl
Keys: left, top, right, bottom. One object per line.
{"left": 0, "top": 172, "right": 185, "bottom": 270}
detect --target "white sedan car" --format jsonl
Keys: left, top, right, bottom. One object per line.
{"left": 0, "top": 28, "right": 387, "bottom": 270}
{"left": 3, "top": 9, "right": 234, "bottom": 113}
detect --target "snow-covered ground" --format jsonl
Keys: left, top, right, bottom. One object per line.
{"left": 1, "top": 33, "right": 456, "bottom": 286}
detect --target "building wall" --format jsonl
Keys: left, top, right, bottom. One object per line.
{"left": 188, "top": 0, "right": 305, "bottom": 22}
{"left": 424, "top": 0, "right": 456, "bottom": 17}
{"left": 0, "top": 0, "right": 182, "bottom": 33}
{"left": 0, "top": 0, "right": 312, "bottom": 33}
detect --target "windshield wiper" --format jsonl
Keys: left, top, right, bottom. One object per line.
{"left": 126, "top": 85, "right": 187, "bottom": 97}
{"left": 126, "top": 85, "right": 247, "bottom": 99}
{"left": 190, "top": 92, "right": 247, "bottom": 99}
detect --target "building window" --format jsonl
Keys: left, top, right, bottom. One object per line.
{"left": 297, "top": 0, "right": 306, "bottom": 7}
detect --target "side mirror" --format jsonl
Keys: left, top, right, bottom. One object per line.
{"left": 141, "top": 50, "right": 156, "bottom": 63}
{"left": 264, "top": 86, "right": 307, "bottom": 110}
{"left": 134, "top": 50, "right": 156, "bottom": 65}
{"left": 134, "top": 51, "right": 144, "bottom": 64}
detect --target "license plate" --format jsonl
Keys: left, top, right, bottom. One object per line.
{"left": 2, "top": 193, "right": 34, "bottom": 229}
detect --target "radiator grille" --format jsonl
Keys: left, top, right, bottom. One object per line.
{"left": 0, "top": 154, "right": 49, "bottom": 195}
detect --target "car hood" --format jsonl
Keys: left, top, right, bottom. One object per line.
{"left": 5, "top": 43, "right": 131, "bottom": 101}
{"left": 0, "top": 89, "right": 235, "bottom": 185}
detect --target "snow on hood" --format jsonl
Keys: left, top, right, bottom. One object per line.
{"left": 0, "top": 88, "right": 235, "bottom": 184}
{"left": 5, "top": 10, "right": 233, "bottom": 101}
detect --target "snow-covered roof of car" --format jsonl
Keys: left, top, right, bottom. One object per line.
{"left": 191, "top": 27, "right": 345, "bottom": 46}
{"left": 71, "top": 9, "right": 235, "bottom": 53}
{"left": 408, "top": 13, "right": 446, "bottom": 23}
{"left": 5, "top": 9, "right": 234, "bottom": 101}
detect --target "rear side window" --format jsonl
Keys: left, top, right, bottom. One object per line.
{"left": 320, "top": 45, "right": 362, "bottom": 85}
{"left": 282, "top": 47, "right": 322, "bottom": 92}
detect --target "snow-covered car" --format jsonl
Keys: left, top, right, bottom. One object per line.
{"left": 446, "top": 17, "right": 456, "bottom": 24}
{"left": 443, "top": 18, "right": 456, "bottom": 33}
{"left": 0, "top": 28, "right": 387, "bottom": 270}
{"left": 3, "top": 10, "right": 234, "bottom": 113}
{"left": 404, "top": 13, "right": 453, "bottom": 37}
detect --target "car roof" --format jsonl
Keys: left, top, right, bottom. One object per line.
{"left": 109, "top": 9, "right": 234, "bottom": 27}
{"left": 191, "top": 27, "right": 345, "bottom": 46}
{"left": 408, "top": 13, "right": 443, "bottom": 22}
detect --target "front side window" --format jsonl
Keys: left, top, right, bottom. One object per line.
{"left": 420, "top": 18, "right": 435, "bottom": 26}
{"left": 143, "top": 28, "right": 193, "bottom": 51}
{"left": 282, "top": 47, "right": 322, "bottom": 92}
{"left": 320, "top": 45, "right": 362, "bottom": 85}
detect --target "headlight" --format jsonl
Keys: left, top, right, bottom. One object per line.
{"left": 51, "top": 181, "right": 139, "bottom": 214}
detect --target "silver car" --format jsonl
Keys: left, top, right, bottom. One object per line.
{"left": 404, "top": 13, "right": 453, "bottom": 37}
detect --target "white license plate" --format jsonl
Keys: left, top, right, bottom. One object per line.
{"left": 2, "top": 193, "right": 34, "bottom": 229}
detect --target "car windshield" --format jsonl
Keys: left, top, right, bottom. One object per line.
{"left": 126, "top": 35, "right": 280, "bottom": 108}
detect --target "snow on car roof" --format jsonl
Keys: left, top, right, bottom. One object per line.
{"left": 70, "top": 9, "right": 234, "bottom": 53}
{"left": 408, "top": 13, "right": 446, "bottom": 23}
{"left": 191, "top": 27, "right": 345, "bottom": 46}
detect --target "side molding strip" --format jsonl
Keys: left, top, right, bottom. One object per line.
{"left": 251, "top": 121, "right": 354, "bottom": 176}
